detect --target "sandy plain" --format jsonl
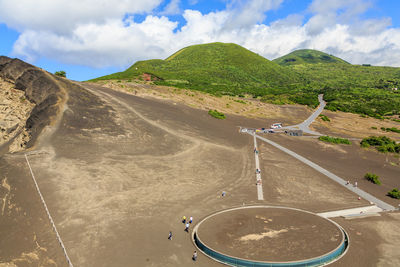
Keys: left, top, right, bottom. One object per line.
{"left": 0, "top": 81, "right": 399, "bottom": 267}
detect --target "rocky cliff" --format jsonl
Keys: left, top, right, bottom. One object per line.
{"left": 0, "top": 56, "right": 66, "bottom": 153}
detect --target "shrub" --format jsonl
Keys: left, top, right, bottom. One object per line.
{"left": 208, "top": 109, "right": 226, "bottom": 119}
{"left": 361, "top": 136, "right": 400, "bottom": 153}
{"left": 382, "top": 127, "right": 400, "bottom": 133}
{"left": 318, "top": 136, "right": 351, "bottom": 144}
{"left": 319, "top": 114, "right": 330, "bottom": 122}
{"left": 234, "top": 99, "right": 246, "bottom": 104}
{"left": 364, "top": 173, "right": 381, "bottom": 185}
{"left": 55, "top": 70, "right": 66, "bottom": 77}
{"left": 387, "top": 188, "right": 400, "bottom": 199}
{"left": 371, "top": 126, "right": 377, "bottom": 130}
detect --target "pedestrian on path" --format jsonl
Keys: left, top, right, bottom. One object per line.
{"left": 355, "top": 182, "right": 358, "bottom": 188}
{"left": 192, "top": 251, "right": 197, "bottom": 261}
{"left": 182, "top": 216, "right": 186, "bottom": 223}
{"left": 346, "top": 180, "right": 350, "bottom": 185}
{"left": 185, "top": 222, "right": 190, "bottom": 232}
{"left": 168, "top": 231, "right": 172, "bottom": 240}
{"left": 222, "top": 191, "right": 226, "bottom": 197}
{"left": 189, "top": 216, "right": 193, "bottom": 224}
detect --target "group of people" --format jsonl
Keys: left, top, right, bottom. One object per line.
{"left": 345, "top": 180, "right": 358, "bottom": 187}
{"left": 182, "top": 215, "right": 193, "bottom": 231}
{"left": 167, "top": 216, "right": 197, "bottom": 261}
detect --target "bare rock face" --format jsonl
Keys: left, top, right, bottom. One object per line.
{"left": 0, "top": 56, "right": 65, "bottom": 152}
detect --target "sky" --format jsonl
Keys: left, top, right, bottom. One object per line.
{"left": 1, "top": 0, "right": 400, "bottom": 81}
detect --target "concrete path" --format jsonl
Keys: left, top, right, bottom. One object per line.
{"left": 253, "top": 133, "right": 264, "bottom": 200}
{"left": 282, "top": 94, "right": 326, "bottom": 136}
{"left": 252, "top": 133, "right": 396, "bottom": 211}
{"left": 318, "top": 205, "right": 383, "bottom": 218}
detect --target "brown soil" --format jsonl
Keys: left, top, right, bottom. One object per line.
{"left": 0, "top": 78, "right": 34, "bottom": 151}
{"left": 312, "top": 110, "right": 400, "bottom": 140}
{"left": 0, "top": 155, "right": 67, "bottom": 267}
{"left": 265, "top": 134, "right": 400, "bottom": 207}
{"left": 196, "top": 207, "right": 343, "bottom": 262}
{"left": 1, "top": 80, "right": 399, "bottom": 267}
{"left": 92, "top": 80, "right": 311, "bottom": 125}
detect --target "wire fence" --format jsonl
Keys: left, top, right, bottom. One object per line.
{"left": 25, "top": 154, "right": 73, "bottom": 267}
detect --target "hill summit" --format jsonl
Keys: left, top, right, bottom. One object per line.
{"left": 273, "top": 49, "right": 349, "bottom": 66}
{"left": 94, "top": 42, "right": 300, "bottom": 96}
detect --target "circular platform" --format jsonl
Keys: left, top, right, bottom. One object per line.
{"left": 192, "top": 206, "right": 348, "bottom": 267}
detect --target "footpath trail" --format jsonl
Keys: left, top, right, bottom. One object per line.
{"left": 282, "top": 94, "right": 325, "bottom": 135}
{"left": 317, "top": 205, "right": 383, "bottom": 218}
{"left": 253, "top": 133, "right": 264, "bottom": 200}
{"left": 251, "top": 133, "right": 396, "bottom": 212}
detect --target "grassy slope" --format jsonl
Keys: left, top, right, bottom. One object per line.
{"left": 273, "top": 49, "right": 350, "bottom": 66}
{"left": 273, "top": 50, "right": 400, "bottom": 117}
{"left": 94, "top": 43, "right": 400, "bottom": 117}
{"left": 93, "top": 42, "right": 301, "bottom": 96}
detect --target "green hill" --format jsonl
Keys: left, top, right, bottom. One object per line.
{"left": 273, "top": 49, "right": 349, "bottom": 66}
{"left": 93, "top": 42, "right": 301, "bottom": 97}
{"left": 275, "top": 51, "right": 400, "bottom": 118}
{"left": 93, "top": 43, "right": 400, "bottom": 118}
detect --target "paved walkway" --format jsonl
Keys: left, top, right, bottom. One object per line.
{"left": 253, "top": 133, "right": 264, "bottom": 200}
{"left": 318, "top": 205, "right": 383, "bottom": 218}
{"left": 251, "top": 133, "right": 396, "bottom": 211}
{"left": 282, "top": 94, "right": 326, "bottom": 136}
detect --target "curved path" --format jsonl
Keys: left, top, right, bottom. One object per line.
{"left": 281, "top": 94, "right": 325, "bottom": 135}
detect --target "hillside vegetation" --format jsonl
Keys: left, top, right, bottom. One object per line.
{"left": 273, "top": 49, "right": 349, "bottom": 66}
{"left": 93, "top": 43, "right": 319, "bottom": 104}
{"left": 274, "top": 50, "right": 400, "bottom": 118}
{"left": 93, "top": 43, "right": 400, "bottom": 118}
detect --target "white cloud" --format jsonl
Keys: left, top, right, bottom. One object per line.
{"left": 12, "top": 16, "right": 179, "bottom": 67}
{"left": 305, "top": 0, "right": 375, "bottom": 35}
{"left": 2, "top": 0, "right": 400, "bottom": 69}
{"left": 160, "top": 0, "right": 181, "bottom": 15}
{"left": 224, "top": 0, "right": 284, "bottom": 29}
{"left": 0, "top": 0, "right": 162, "bottom": 33}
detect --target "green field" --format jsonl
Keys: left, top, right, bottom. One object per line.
{"left": 93, "top": 42, "right": 400, "bottom": 117}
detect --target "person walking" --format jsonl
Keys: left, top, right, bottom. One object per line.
{"left": 189, "top": 216, "right": 193, "bottom": 224}
{"left": 192, "top": 251, "right": 197, "bottom": 261}
{"left": 355, "top": 182, "right": 358, "bottom": 188}
{"left": 185, "top": 222, "right": 190, "bottom": 232}
{"left": 182, "top": 216, "right": 186, "bottom": 223}
{"left": 168, "top": 231, "right": 172, "bottom": 240}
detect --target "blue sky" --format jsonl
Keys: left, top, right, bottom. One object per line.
{"left": 1, "top": 0, "right": 400, "bottom": 81}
